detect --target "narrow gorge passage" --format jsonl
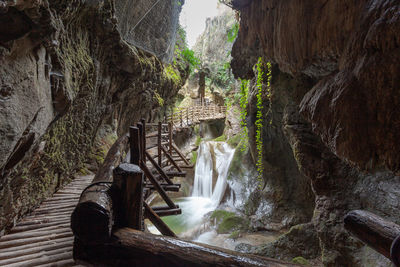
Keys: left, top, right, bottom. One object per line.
{"left": 0, "top": 0, "right": 399, "bottom": 266}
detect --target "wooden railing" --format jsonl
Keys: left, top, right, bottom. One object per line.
{"left": 166, "top": 104, "right": 227, "bottom": 129}
{"left": 70, "top": 118, "right": 298, "bottom": 267}
{"left": 344, "top": 210, "right": 400, "bottom": 266}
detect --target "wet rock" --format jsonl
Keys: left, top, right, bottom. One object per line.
{"left": 0, "top": 7, "right": 32, "bottom": 43}
{"left": 255, "top": 223, "right": 320, "bottom": 262}
{"left": 0, "top": 0, "right": 186, "bottom": 233}
{"left": 235, "top": 243, "right": 256, "bottom": 253}
{"left": 231, "top": 0, "right": 400, "bottom": 265}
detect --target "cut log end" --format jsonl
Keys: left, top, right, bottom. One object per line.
{"left": 71, "top": 202, "right": 112, "bottom": 244}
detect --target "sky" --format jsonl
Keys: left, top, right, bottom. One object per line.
{"left": 180, "top": 0, "right": 220, "bottom": 48}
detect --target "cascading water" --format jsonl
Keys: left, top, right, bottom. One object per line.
{"left": 192, "top": 141, "right": 235, "bottom": 205}
{"left": 148, "top": 141, "right": 235, "bottom": 236}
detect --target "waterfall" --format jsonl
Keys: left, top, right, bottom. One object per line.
{"left": 192, "top": 141, "right": 235, "bottom": 207}
{"left": 148, "top": 140, "right": 236, "bottom": 236}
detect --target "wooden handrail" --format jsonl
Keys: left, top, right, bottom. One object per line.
{"left": 344, "top": 210, "right": 400, "bottom": 264}
{"left": 166, "top": 104, "right": 227, "bottom": 130}
{"left": 74, "top": 228, "right": 299, "bottom": 266}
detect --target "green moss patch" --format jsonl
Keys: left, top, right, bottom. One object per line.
{"left": 213, "top": 134, "right": 226, "bottom": 142}
{"left": 191, "top": 151, "right": 198, "bottom": 164}
{"left": 195, "top": 136, "right": 202, "bottom": 146}
{"left": 210, "top": 210, "right": 249, "bottom": 234}
{"left": 292, "top": 257, "right": 310, "bottom": 266}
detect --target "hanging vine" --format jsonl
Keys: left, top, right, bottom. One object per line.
{"left": 255, "top": 58, "right": 272, "bottom": 186}
{"left": 239, "top": 79, "right": 249, "bottom": 151}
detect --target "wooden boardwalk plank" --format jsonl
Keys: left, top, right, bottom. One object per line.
{"left": 0, "top": 175, "right": 93, "bottom": 267}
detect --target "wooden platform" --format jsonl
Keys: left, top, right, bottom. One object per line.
{"left": 0, "top": 175, "right": 93, "bottom": 267}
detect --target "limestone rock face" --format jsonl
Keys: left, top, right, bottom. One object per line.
{"left": 231, "top": 0, "right": 400, "bottom": 265}
{"left": 0, "top": 0, "right": 185, "bottom": 232}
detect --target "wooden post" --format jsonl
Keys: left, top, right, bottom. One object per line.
{"left": 130, "top": 127, "right": 140, "bottom": 165}
{"left": 113, "top": 163, "right": 143, "bottom": 230}
{"left": 158, "top": 121, "right": 162, "bottom": 166}
{"left": 137, "top": 123, "right": 144, "bottom": 163}
{"left": 74, "top": 228, "right": 299, "bottom": 267}
{"left": 141, "top": 118, "right": 146, "bottom": 164}
{"left": 140, "top": 163, "right": 176, "bottom": 209}
{"left": 161, "top": 146, "right": 182, "bottom": 172}
{"left": 143, "top": 203, "right": 176, "bottom": 237}
{"left": 186, "top": 107, "right": 189, "bottom": 126}
{"left": 344, "top": 210, "right": 400, "bottom": 260}
{"left": 180, "top": 111, "right": 183, "bottom": 127}
{"left": 71, "top": 135, "right": 129, "bottom": 244}
{"left": 168, "top": 122, "right": 173, "bottom": 156}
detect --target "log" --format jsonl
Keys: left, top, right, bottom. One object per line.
{"left": 145, "top": 184, "right": 180, "bottom": 192}
{"left": 143, "top": 203, "right": 176, "bottom": 237}
{"left": 140, "top": 163, "right": 176, "bottom": 209}
{"left": 165, "top": 171, "right": 186, "bottom": 177}
{"left": 130, "top": 127, "right": 140, "bottom": 165}
{"left": 171, "top": 143, "right": 190, "bottom": 166}
{"left": 141, "top": 119, "right": 146, "bottom": 164}
{"left": 154, "top": 208, "right": 182, "bottom": 217}
{"left": 145, "top": 151, "right": 173, "bottom": 185}
{"left": 113, "top": 163, "right": 143, "bottom": 230}
{"left": 71, "top": 135, "right": 129, "bottom": 244}
{"left": 74, "top": 228, "right": 298, "bottom": 267}
{"left": 344, "top": 210, "right": 400, "bottom": 259}
{"left": 158, "top": 121, "right": 162, "bottom": 166}
{"left": 151, "top": 205, "right": 180, "bottom": 211}
{"left": 161, "top": 146, "right": 182, "bottom": 172}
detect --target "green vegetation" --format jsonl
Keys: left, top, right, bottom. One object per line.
{"left": 153, "top": 91, "right": 165, "bottom": 107}
{"left": 210, "top": 210, "right": 249, "bottom": 234}
{"left": 227, "top": 133, "right": 242, "bottom": 147}
{"left": 227, "top": 22, "right": 239, "bottom": 43}
{"left": 191, "top": 151, "right": 198, "bottom": 164}
{"left": 164, "top": 65, "right": 181, "bottom": 85}
{"left": 255, "top": 58, "right": 265, "bottom": 186}
{"left": 213, "top": 134, "right": 227, "bottom": 142}
{"left": 292, "top": 257, "right": 310, "bottom": 266}
{"left": 195, "top": 136, "right": 202, "bottom": 146}
{"left": 239, "top": 79, "right": 249, "bottom": 152}
{"left": 229, "top": 230, "right": 241, "bottom": 240}
{"left": 173, "top": 25, "right": 201, "bottom": 75}
{"left": 227, "top": 136, "right": 249, "bottom": 179}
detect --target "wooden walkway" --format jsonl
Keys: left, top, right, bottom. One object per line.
{"left": 0, "top": 175, "right": 93, "bottom": 267}
{"left": 167, "top": 104, "right": 226, "bottom": 130}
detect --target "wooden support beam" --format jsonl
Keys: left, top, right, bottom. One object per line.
{"left": 113, "top": 163, "right": 143, "bottom": 230}
{"left": 71, "top": 135, "right": 128, "bottom": 244}
{"left": 171, "top": 143, "right": 190, "bottom": 166}
{"left": 141, "top": 118, "right": 146, "bottom": 164}
{"left": 168, "top": 122, "right": 173, "bottom": 156}
{"left": 155, "top": 208, "right": 182, "bottom": 217}
{"left": 344, "top": 210, "right": 400, "bottom": 260}
{"left": 130, "top": 127, "right": 140, "bottom": 165}
{"left": 145, "top": 151, "right": 174, "bottom": 185}
{"left": 151, "top": 205, "right": 180, "bottom": 211}
{"left": 140, "top": 163, "right": 176, "bottom": 209}
{"left": 165, "top": 171, "right": 186, "bottom": 177}
{"left": 161, "top": 146, "right": 182, "bottom": 172}
{"left": 144, "top": 203, "right": 177, "bottom": 237}
{"left": 137, "top": 123, "right": 144, "bottom": 164}
{"left": 74, "top": 228, "right": 298, "bottom": 266}
{"left": 158, "top": 121, "right": 162, "bottom": 167}
{"left": 145, "top": 184, "right": 180, "bottom": 192}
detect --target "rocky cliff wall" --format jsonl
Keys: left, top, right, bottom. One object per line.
{"left": 230, "top": 0, "right": 400, "bottom": 265}
{"left": 0, "top": 0, "right": 185, "bottom": 233}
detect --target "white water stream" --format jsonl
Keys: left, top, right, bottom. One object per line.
{"left": 148, "top": 141, "right": 235, "bottom": 236}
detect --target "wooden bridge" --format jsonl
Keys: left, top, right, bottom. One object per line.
{"left": 167, "top": 104, "right": 227, "bottom": 130}
{"left": 0, "top": 107, "right": 300, "bottom": 266}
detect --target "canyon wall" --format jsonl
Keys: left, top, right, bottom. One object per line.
{"left": 231, "top": 0, "right": 400, "bottom": 265}
{"left": 0, "top": 0, "right": 186, "bottom": 233}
